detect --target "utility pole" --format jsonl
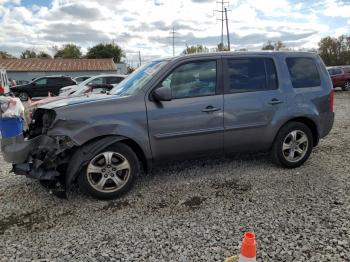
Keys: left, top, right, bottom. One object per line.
{"left": 214, "top": 0, "right": 230, "bottom": 51}
{"left": 168, "top": 27, "right": 177, "bottom": 56}
{"left": 171, "top": 27, "right": 176, "bottom": 56}
{"left": 138, "top": 50, "right": 142, "bottom": 67}
{"left": 225, "top": 8, "right": 230, "bottom": 51}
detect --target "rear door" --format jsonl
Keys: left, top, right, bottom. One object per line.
{"left": 47, "top": 77, "right": 65, "bottom": 95}
{"left": 146, "top": 58, "right": 224, "bottom": 160}
{"left": 223, "top": 56, "right": 283, "bottom": 152}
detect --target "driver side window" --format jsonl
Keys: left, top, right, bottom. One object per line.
{"left": 160, "top": 60, "right": 217, "bottom": 99}
{"left": 35, "top": 78, "right": 47, "bottom": 85}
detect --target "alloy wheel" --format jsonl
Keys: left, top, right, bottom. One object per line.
{"left": 282, "top": 130, "right": 309, "bottom": 163}
{"left": 345, "top": 81, "right": 350, "bottom": 90}
{"left": 86, "top": 151, "right": 130, "bottom": 193}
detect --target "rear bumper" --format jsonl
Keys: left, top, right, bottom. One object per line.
{"left": 319, "top": 112, "right": 335, "bottom": 138}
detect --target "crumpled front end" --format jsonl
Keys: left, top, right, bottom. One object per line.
{"left": 1, "top": 108, "right": 76, "bottom": 193}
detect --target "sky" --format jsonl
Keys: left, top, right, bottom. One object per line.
{"left": 0, "top": 0, "right": 350, "bottom": 64}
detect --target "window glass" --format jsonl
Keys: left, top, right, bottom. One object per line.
{"left": 226, "top": 58, "right": 277, "bottom": 93}
{"left": 35, "top": 78, "right": 47, "bottom": 85}
{"left": 47, "top": 78, "right": 59, "bottom": 85}
{"left": 327, "top": 69, "right": 333, "bottom": 76}
{"left": 286, "top": 58, "right": 321, "bottom": 88}
{"left": 335, "top": 68, "right": 343, "bottom": 75}
{"left": 106, "top": 77, "right": 123, "bottom": 84}
{"left": 88, "top": 77, "right": 104, "bottom": 85}
{"left": 343, "top": 67, "right": 350, "bottom": 73}
{"left": 161, "top": 60, "right": 216, "bottom": 99}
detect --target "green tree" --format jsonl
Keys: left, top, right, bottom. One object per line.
{"left": 318, "top": 35, "right": 350, "bottom": 66}
{"left": 127, "top": 66, "right": 135, "bottom": 74}
{"left": 183, "top": 44, "right": 209, "bottom": 54}
{"left": 37, "top": 51, "right": 52, "bottom": 58}
{"left": 262, "top": 40, "right": 287, "bottom": 51}
{"left": 216, "top": 43, "right": 229, "bottom": 52}
{"left": 86, "top": 43, "right": 124, "bottom": 63}
{"left": 20, "top": 49, "right": 37, "bottom": 59}
{"left": 0, "top": 51, "right": 14, "bottom": 58}
{"left": 54, "top": 44, "right": 82, "bottom": 58}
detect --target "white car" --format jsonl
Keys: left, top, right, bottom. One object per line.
{"left": 59, "top": 74, "right": 127, "bottom": 96}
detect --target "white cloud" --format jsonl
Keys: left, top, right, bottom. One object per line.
{"left": 0, "top": 0, "right": 349, "bottom": 60}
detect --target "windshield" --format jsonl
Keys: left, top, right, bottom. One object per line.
{"left": 110, "top": 60, "right": 168, "bottom": 96}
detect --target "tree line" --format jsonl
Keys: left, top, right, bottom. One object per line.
{"left": 182, "top": 35, "right": 350, "bottom": 66}
{"left": 0, "top": 43, "right": 124, "bottom": 63}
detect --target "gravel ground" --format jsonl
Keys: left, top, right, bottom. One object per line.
{"left": 0, "top": 91, "right": 349, "bottom": 261}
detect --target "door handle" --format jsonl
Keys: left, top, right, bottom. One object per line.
{"left": 202, "top": 105, "right": 221, "bottom": 112}
{"left": 268, "top": 98, "right": 284, "bottom": 105}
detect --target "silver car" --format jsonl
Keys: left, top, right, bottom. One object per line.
{"left": 1, "top": 52, "right": 334, "bottom": 199}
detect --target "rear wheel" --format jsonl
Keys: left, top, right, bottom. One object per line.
{"left": 18, "top": 92, "right": 29, "bottom": 101}
{"left": 271, "top": 122, "right": 313, "bottom": 168}
{"left": 342, "top": 81, "right": 350, "bottom": 91}
{"left": 78, "top": 143, "right": 139, "bottom": 200}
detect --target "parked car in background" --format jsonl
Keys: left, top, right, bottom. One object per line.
{"left": 0, "top": 69, "right": 10, "bottom": 95}
{"left": 59, "top": 74, "right": 126, "bottom": 96}
{"left": 327, "top": 66, "right": 350, "bottom": 90}
{"left": 24, "top": 77, "right": 125, "bottom": 122}
{"left": 10, "top": 76, "right": 77, "bottom": 101}
{"left": 73, "top": 76, "right": 91, "bottom": 84}
{"left": 1, "top": 52, "right": 334, "bottom": 200}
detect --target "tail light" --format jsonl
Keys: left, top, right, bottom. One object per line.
{"left": 0, "top": 85, "right": 4, "bottom": 94}
{"left": 329, "top": 89, "right": 334, "bottom": 112}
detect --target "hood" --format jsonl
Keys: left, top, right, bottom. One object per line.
{"left": 40, "top": 93, "right": 116, "bottom": 109}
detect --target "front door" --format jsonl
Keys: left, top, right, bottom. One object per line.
{"left": 146, "top": 59, "right": 224, "bottom": 160}
{"left": 32, "top": 77, "right": 49, "bottom": 97}
{"left": 223, "top": 57, "right": 284, "bottom": 152}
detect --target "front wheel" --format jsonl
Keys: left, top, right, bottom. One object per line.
{"left": 271, "top": 122, "right": 313, "bottom": 168}
{"left": 18, "top": 92, "right": 29, "bottom": 101}
{"left": 78, "top": 143, "right": 139, "bottom": 200}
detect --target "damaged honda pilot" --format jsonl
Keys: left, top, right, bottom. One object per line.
{"left": 1, "top": 52, "right": 334, "bottom": 199}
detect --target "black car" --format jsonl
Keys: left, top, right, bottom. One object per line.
{"left": 10, "top": 76, "right": 76, "bottom": 101}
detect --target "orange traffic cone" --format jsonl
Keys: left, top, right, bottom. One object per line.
{"left": 238, "top": 232, "right": 256, "bottom": 262}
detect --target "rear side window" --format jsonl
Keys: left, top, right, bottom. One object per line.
{"left": 106, "top": 77, "right": 124, "bottom": 84}
{"left": 286, "top": 58, "right": 321, "bottom": 88}
{"left": 225, "top": 58, "right": 278, "bottom": 93}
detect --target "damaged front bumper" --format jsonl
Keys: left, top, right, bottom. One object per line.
{"left": 1, "top": 134, "right": 71, "bottom": 182}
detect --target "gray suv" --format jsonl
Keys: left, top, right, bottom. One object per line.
{"left": 1, "top": 52, "right": 334, "bottom": 199}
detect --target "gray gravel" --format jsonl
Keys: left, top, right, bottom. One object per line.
{"left": 1, "top": 91, "right": 350, "bottom": 261}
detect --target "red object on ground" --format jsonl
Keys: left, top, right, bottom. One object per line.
{"left": 239, "top": 232, "right": 257, "bottom": 261}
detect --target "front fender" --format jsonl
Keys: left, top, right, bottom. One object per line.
{"left": 65, "top": 136, "right": 127, "bottom": 189}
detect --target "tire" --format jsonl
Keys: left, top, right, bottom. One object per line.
{"left": 18, "top": 92, "right": 29, "bottom": 101}
{"left": 271, "top": 122, "right": 313, "bottom": 168}
{"left": 342, "top": 81, "right": 350, "bottom": 91}
{"left": 78, "top": 143, "right": 139, "bottom": 200}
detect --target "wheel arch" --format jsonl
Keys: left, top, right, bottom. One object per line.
{"left": 277, "top": 117, "right": 319, "bottom": 147}
{"left": 65, "top": 135, "right": 150, "bottom": 189}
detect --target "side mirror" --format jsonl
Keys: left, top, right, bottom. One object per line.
{"left": 153, "top": 86, "right": 172, "bottom": 101}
